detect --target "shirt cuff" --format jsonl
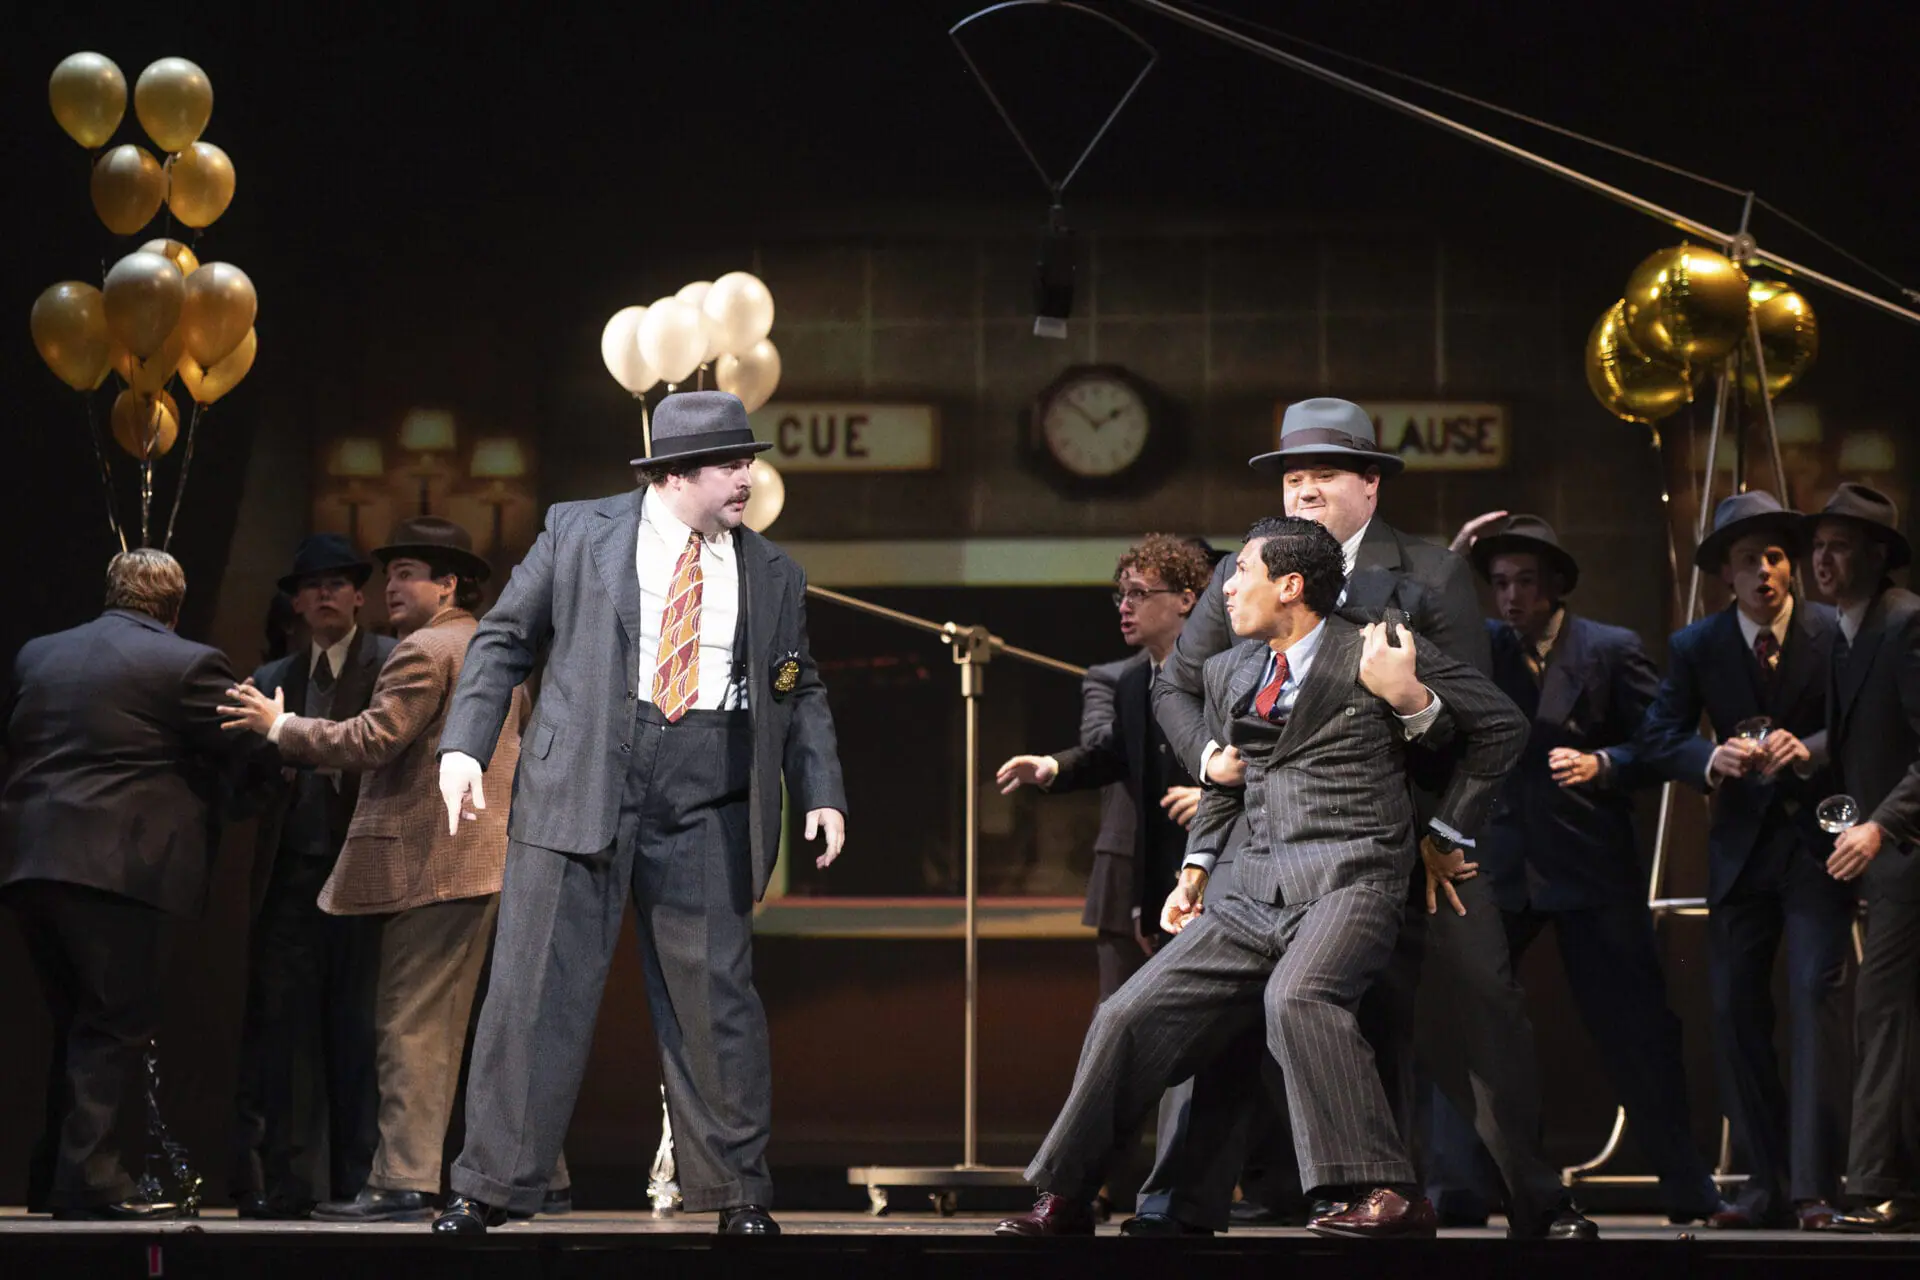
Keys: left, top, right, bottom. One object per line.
{"left": 1429, "top": 816, "right": 1475, "bottom": 849}
{"left": 1199, "top": 740, "right": 1221, "bottom": 781}
{"left": 1130, "top": 905, "right": 1142, "bottom": 920}
{"left": 1182, "top": 851, "right": 1218, "bottom": 876}
{"left": 1394, "top": 687, "right": 1442, "bottom": 739}
{"left": 266, "top": 712, "right": 294, "bottom": 743}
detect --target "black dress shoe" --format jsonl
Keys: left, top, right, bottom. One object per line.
{"left": 235, "top": 1193, "right": 314, "bottom": 1221}
{"left": 719, "top": 1204, "right": 780, "bottom": 1235}
{"left": 53, "top": 1199, "right": 180, "bottom": 1222}
{"left": 507, "top": 1187, "right": 574, "bottom": 1220}
{"left": 1819, "top": 1200, "right": 1920, "bottom": 1233}
{"left": 1511, "top": 1205, "right": 1599, "bottom": 1239}
{"left": 432, "top": 1195, "right": 506, "bottom": 1234}
{"left": 313, "top": 1188, "right": 436, "bottom": 1223}
{"left": 1119, "top": 1213, "right": 1214, "bottom": 1237}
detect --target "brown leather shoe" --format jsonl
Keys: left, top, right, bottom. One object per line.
{"left": 1795, "top": 1200, "right": 1840, "bottom": 1230}
{"left": 995, "top": 1192, "right": 1096, "bottom": 1237}
{"left": 1307, "top": 1188, "right": 1437, "bottom": 1240}
{"left": 1817, "top": 1200, "right": 1920, "bottom": 1233}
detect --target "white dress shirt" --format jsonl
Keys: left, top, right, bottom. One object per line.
{"left": 269, "top": 626, "right": 359, "bottom": 757}
{"left": 1705, "top": 597, "right": 1796, "bottom": 785}
{"left": 635, "top": 490, "right": 745, "bottom": 712}
{"left": 1340, "top": 519, "right": 1371, "bottom": 579}
{"left": 1838, "top": 599, "right": 1869, "bottom": 644}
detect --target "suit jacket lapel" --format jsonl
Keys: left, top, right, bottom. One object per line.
{"left": 1352, "top": 520, "right": 1404, "bottom": 575}
{"left": 1771, "top": 596, "right": 1823, "bottom": 718}
{"left": 590, "top": 490, "right": 644, "bottom": 650}
{"left": 332, "top": 628, "right": 379, "bottom": 715}
{"left": 1706, "top": 607, "right": 1765, "bottom": 722}
{"left": 738, "top": 527, "right": 782, "bottom": 700}
{"left": 1836, "top": 593, "right": 1891, "bottom": 726}
{"left": 1272, "top": 622, "right": 1359, "bottom": 762}
{"left": 1535, "top": 612, "right": 1586, "bottom": 728}
{"left": 280, "top": 647, "right": 310, "bottom": 709}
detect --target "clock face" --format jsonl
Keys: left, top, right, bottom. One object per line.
{"left": 1038, "top": 373, "right": 1152, "bottom": 478}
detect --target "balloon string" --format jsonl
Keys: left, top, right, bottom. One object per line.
{"left": 139, "top": 402, "right": 166, "bottom": 547}
{"left": 163, "top": 402, "right": 206, "bottom": 553}
{"left": 83, "top": 392, "right": 128, "bottom": 554}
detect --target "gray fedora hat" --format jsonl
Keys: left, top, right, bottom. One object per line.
{"left": 1807, "top": 481, "right": 1910, "bottom": 569}
{"left": 1469, "top": 514, "right": 1580, "bottom": 592}
{"left": 1249, "top": 397, "right": 1404, "bottom": 477}
{"left": 628, "top": 390, "right": 773, "bottom": 468}
{"left": 1694, "top": 489, "right": 1805, "bottom": 570}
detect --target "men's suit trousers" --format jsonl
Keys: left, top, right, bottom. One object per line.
{"left": 1850, "top": 892, "right": 1920, "bottom": 1201}
{"left": 451, "top": 703, "right": 769, "bottom": 1214}
{"left": 7, "top": 880, "right": 170, "bottom": 1210}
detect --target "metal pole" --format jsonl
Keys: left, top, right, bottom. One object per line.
{"left": 1122, "top": 0, "right": 1920, "bottom": 328}
{"left": 962, "top": 668, "right": 981, "bottom": 1168}
{"left": 1748, "top": 315, "right": 1793, "bottom": 504}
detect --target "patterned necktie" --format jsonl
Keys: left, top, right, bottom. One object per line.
{"left": 1753, "top": 629, "right": 1780, "bottom": 692}
{"left": 652, "top": 532, "right": 704, "bottom": 722}
{"left": 1252, "top": 652, "right": 1291, "bottom": 724}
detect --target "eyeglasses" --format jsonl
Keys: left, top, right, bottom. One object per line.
{"left": 1112, "top": 588, "right": 1181, "bottom": 609}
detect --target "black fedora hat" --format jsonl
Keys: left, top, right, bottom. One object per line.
{"left": 1694, "top": 490, "right": 1804, "bottom": 570}
{"left": 1807, "top": 481, "right": 1911, "bottom": 570}
{"left": 1469, "top": 514, "right": 1581, "bottom": 592}
{"left": 374, "top": 515, "right": 491, "bottom": 584}
{"left": 628, "top": 390, "right": 773, "bottom": 468}
{"left": 278, "top": 533, "right": 373, "bottom": 595}
{"left": 1249, "top": 397, "right": 1404, "bottom": 477}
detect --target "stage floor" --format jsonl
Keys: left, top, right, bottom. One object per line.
{"left": 2, "top": 1208, "right": 1913, "bottom": 1279}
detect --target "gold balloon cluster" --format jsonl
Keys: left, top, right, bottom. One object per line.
{"left": 34, "top": 51, "right": 260, "bottom": 462}
{"left": 601, "top": 273, "right": 790, "bottom": 530}
{"left": 1586, "top": 244, "right": 1819, "bottom": 423}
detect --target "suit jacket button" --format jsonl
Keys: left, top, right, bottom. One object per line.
{"left": 620, "top": 743, "right": 631, "bottom": 754}
{"left": 1345, "top": 706, "right": 1357, "bottom": 716}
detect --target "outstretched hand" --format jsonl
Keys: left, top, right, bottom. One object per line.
{"left": 218, "top": 682, "right": 284, "bottom": 735}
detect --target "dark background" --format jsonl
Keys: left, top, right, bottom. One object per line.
{"left": 3, "top": 0, "right": 1917, "bottom": 1208}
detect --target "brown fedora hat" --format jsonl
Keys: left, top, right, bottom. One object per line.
{"left": 374, "top": 516, "right": 491, "bottom": 584}
{"left": 1469, "top": 514, "right": 1580, "bottom": 592}
{"left": 1806, "top": 481, "right": 1910, "bottom": 570}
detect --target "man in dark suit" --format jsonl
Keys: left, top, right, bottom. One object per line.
{"left": 1149, "top": 398, "right": 1583, "bottom": 1238}
{"left": 1427, "top": 516, "right": 1721, "bottom": 1221}
{"left": 1639, "top": 490, "right": 1851, "bottom": 1229}
{"left": 1, "top": 550, "right": 241, "bottom": 1220}
{"left": 1800, "top": 484, "right": 1920, "bottom": 1233}
{"left": 1077, "top": 655, "right": 1147, "bottom": 998}
{"left": 230, "top": 534, "right": 396, "bottom": 1218}
{"left": 998, "top": 516, "right": 1525, "bottom": 1240}
{"left": 431, "top": 392, "right": 847, "bottom": 1237}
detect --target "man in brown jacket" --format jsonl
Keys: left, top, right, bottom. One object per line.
{"left": 221, "top": 518, "right": 537, "bottom": 1222}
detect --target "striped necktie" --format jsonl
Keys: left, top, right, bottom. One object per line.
{"left": 652, "top": 532, "right": 704, "bottom": 722}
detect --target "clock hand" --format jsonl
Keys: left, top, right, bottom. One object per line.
{"left": 1062, "top": 400, "right": 1099, "bottom": 430}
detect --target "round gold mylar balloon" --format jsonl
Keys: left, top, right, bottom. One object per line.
{"left": 49, "top": 52, "right": 127, "bottom": 148}
{"left": 140, "top": 237, "right": 201, "bottom": 279}
{"left": 167, "top": 141, "right": 235, "bottom": 228}
{"left": 1622, "top": 244, "right": 1751, "bottom": 365}
{"left": 180, "top": 263, "right": 256, "bottom": 365}
{"left": 134, "top": 57, "right": 213, "bottom": 153}
{"left": 179, "top": 327, "right": 256, "bottom": 405}
{"left": 1740, "top": 279, "right": 1819, "bottom": 400}
{"left": 1587, "top": 299, "right": 1692, "bottom": 424}
{"left": 102, "top": 251, "right": 186, "bottom": 358}
{"left": 90, "top": 144, "right": 167, "bottom": 235}
{"left": 31, "top": 281, "right": 112, "bottom": 392}
{"left": 111, "top": 388, "right": 181, "bottom": 460}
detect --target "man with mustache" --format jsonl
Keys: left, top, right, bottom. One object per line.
{"left": 430, "top": 392, "right": 847, "bottom": 1237}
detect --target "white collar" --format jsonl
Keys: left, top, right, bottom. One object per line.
{"left": 1529, "top": 606, "right": 1567, "bottom": 659}
{"left": 311, "top": 626, "right": 357, "bottom": 677}
{"left": 1839, "top": 598, "right": 1871, "bottom": 642}
{"left": 642, "top": 489, "right": 732, "bottom": 556}
{"left": 1735, "top": 595, "right": 1793, "bottom": 649}
{"left": 1339, "top": 520, "right": 1372, "bottom": 577}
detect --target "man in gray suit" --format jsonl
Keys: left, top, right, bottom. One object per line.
{"left": 998, "top": 517, "right": 1525, "bottom": 1240}
{"left": 428, "top": 392, "right": 847, "bottom": 1237}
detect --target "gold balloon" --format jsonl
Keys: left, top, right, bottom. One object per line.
{"left": 90, "top": 144, "right": 167, "bottom": 235}
{"left": 113, "top": 323, "right": 187, "bottom": 395}
{"left": 179, "top": 327, "right": 256, "bottom": 405}
{"left": 134, "top": 57, "right": 213, "bottom": 153}
{"left": 1622, "top": 244, "right": 1751, "bottom": 365}
{"left": 180, "top": 262, "right": 257, "bottom": 365}
{"left": 167, "top": 141, "right": 235, "bottom": 228}
{"left": 111, "top": 388, "right": 181, "bottom": 460}
{"left": 49, "top": 52, "right": 127, "bottom": 148}
{"left": 31, "top": 282, "right": 112, "bottom": 391}
{"left": 1740, "top": 279, "right": 1819, "bottom": 400}
{"left": 102, "top": 251, "right": 185, "bottom": 358}
{"left": 1586, "top": 299, "right": 1692, "bottom": 424}
{"left": 140, "top": 237, "right": 201, "bottom": 279}
{"left": 744, "top": 459, "right": 786, "bottom": 533}
{"left": 714, "top": 339, "right": 782, "bottom": 413}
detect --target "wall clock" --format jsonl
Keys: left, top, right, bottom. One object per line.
{"left": 1027, "top": 364, "right": 1171, "bottom": 494}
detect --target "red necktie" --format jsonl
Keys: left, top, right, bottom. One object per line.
{"left": 1253, "top": 652, "right": 1291, "bottom": 723}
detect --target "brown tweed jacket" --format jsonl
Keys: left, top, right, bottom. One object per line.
{"left": 273, "top": 607, "right": 530, "bottom": 915}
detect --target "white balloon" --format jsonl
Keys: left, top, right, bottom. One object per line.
{"left": 600, "top": 305, "right": 656, "bottom": 394}
{"left": 714, "top": 339, "right": 782, "bottom": 414}
{"left": 637, "top": 296, "right": 706, "bottom": 385}
{"left": 744, "top": 458, "right": 785, "bottom": 533}
{"left": 675, "top": 280, "right": 725, "bottom": 363}
{"left": 701, "top": 271, "right": 775, "bottom": 356}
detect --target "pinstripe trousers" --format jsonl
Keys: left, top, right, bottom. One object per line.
{"left": 1026, "top": 880, "right": 1414, "bottom": 1206}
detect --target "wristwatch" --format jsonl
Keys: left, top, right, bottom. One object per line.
{"left": 1424, "top": 828, "right": 1465, "bottom": 858}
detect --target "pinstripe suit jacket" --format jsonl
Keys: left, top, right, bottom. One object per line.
{"left": 1187, "top": 619, "right": 1526, "bottom": 906}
